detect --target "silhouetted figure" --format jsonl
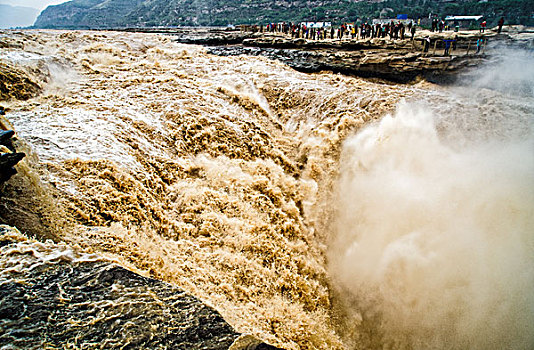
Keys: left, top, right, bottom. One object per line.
{"left": 480, "top": 20, "right": 486, "bottom": 33}
{"left": 423, "top": 36, "right": 430, "bottom": 52}
{"left": 476, "top": 38, "right": 483, "bottom": 53}
{"left": 443, "top": 39, "right": 453, "bottom": 56}
{"left": 498, "top": 17, "right": 504, "bottom": 33}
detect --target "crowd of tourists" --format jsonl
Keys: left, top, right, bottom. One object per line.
{"left": 262, "top": 21, "right": 418, "bottom": 41}
{"left": 256, "top": 18, "right": 493, "bottom": 57}
{"left": 430, "top": 18, "right": 446, "bottom": 32}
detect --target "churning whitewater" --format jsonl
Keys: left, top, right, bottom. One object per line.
{"left": 330, "top": 102, "right": 534, "bottom": 349}
{"left": 1, "top": 30, "right": 533, "bottom": 349}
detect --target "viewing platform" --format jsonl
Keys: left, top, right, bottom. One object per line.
{"left": 123, "top": 25, "right": 533, "bottom": 83}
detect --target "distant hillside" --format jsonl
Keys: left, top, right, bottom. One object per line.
{"left": 33, "top": 0, "right": 145, "bottom": 29}
{"left": 33, "top": 0, "right": 534, "bottom": 29}
{"left": 0, "top": 4, "right": 40, "bottom": 29}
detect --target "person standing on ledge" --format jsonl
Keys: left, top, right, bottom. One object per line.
{"left": 480, "top": 20, "right": 487, "bottom": 33}
{"left": 423, "top": 36, "right": 430, "bottom": 53}
{"left": 476, "top": 37, "right": 483, "bottom": 53}
{"left": 498, "top": 17, "right": 504, "bottom": 33}
{"left": 443, "top": 39, "right": 453, "bottom": 56}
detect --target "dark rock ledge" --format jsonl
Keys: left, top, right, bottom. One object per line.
{"left": 206, "top": 34, "right": 495, "bottom": 83}
{"left": 0, "top": 226, "right": 282, "bottom": 350}
{"left": 175, "top": 29, "right": 529, "bottom": 83}
{"left": 207, "top": 44, "right": 483, "bottom": 83}
{"left": 0, "top": 109, "right": 25, "bottom": 184}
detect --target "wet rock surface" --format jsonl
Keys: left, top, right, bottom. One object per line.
{"left": 205, "top": 32, "right": 497, "bottom": 83}
{"left": 0, "top": 226, "right": 282, "bottom": 350}
{"left": 207, "top": 44, "right": 483, "bottom": 83}
{"left": 179, "top": 29, "right": 532, "bottom": 83}
{"left": 0, "top": 115, "right": 25, "bottom": 184}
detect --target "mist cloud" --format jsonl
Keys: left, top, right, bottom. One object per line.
{"left": 329, "top": 101, "right": 534, "bottom": 349}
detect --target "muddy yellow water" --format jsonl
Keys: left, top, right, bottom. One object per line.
{"left": 1, "top": 30, "right": 532, "bottom": 349}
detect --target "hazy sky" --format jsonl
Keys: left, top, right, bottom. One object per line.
{"left": 0, "top": 0, "right": 66, "bottom": 10}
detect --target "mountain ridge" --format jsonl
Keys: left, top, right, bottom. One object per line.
{"left": 33, "top": 0, "right": 534, "bottom": 29}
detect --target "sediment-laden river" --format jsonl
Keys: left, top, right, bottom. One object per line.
{"left": 1, "top": 30, "right": 533, "bottom": 349}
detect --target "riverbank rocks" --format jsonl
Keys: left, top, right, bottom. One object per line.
{"left": 208, "top": 44, "right": 483, "bottom": 83}
{"left": 204, "top": 33, "right": 491, "bottom": 83}
{"left": 182, "top": 28, "right": 533, "bottom": 83}
{"left": 0, "top": 114, "right": 24, "bottom": 184}
{"left": 0, "top": 226, "right": 283, "bottom": 350}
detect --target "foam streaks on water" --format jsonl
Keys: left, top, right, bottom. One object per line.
{"left": 1, "top": 30, "right": 532, "bottom": 349}
{"left": 1, "top": 29, "right": 417, "bottom": 349}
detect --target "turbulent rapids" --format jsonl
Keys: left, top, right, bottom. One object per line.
{"left": 0, "top": 30, "right": 533, "bottom": 349}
